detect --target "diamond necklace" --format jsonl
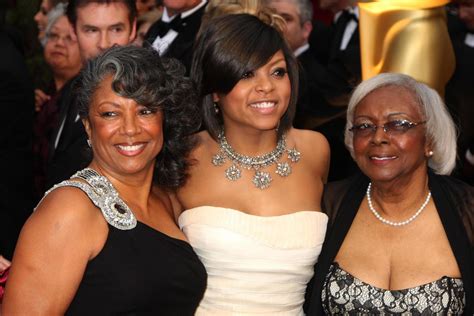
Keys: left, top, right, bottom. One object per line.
{"left": 366, "top": 182, "right": 431, "bottom": 227}
{"left": 211, "top": 131, "right": 301, "bottom": 189}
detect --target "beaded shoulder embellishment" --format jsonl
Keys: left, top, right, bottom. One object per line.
{"left": 45, "top": 168, "right": 137, "bottom": 230}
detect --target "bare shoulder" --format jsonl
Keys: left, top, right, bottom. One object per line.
{"left": 3, "top": 186, "right": 108, "bottom": 314}
{"left": 287, "top": 128, "right": 330, "bottom": 181}
{"left": 35, "top": 185, "right": 104, "bottom": 227}
{"left": 190, "top": 130, "right": 215, "bottom": 159}
{"left": 287, "top": 128, "right": 330, "bottom": 158}
{"left": 26, "top": 185, "right": 107, "bottom": 257}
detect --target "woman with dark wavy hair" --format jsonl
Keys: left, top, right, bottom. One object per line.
{"left": 174, "top": 13, "right": 330, "bottom": 314}
{"left": 2, "top": 46, "right": 206, "bottom": 315}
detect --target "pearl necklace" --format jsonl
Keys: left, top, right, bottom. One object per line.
{"left": 366, "top": 182, "right": 431, "bottom": 227}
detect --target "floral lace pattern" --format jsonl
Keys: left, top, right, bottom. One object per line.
{"left": 322, "top": 263, "right": 465, "bottom": 315}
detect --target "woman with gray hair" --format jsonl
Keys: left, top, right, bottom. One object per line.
{"left": 2, "top": 46, "right": 206, "bottom": 315}
{"left": 305, "top": 73, "right": 473, "bottom": 315}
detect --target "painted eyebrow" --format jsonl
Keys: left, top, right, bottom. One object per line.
{"left": 354, "top": 112, "right": 411, "bottom": 120}
{"left": 97, "top": 101, "right": 121, "bottom": 108}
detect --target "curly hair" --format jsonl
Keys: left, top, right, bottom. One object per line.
{"left": 191, "top": 13, "right": 298, "bottom": 141}
{"left": 74, "top": 45, "right": 200, "bottom": 189}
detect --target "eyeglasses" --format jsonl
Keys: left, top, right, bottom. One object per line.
{"left": 46, "top": 32, "right": 76, "bottom": 45}
{"left": 349, "top": 119, "right": 426, "bottom": 137}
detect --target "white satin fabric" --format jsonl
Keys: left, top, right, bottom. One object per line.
{"left": 179, "top": 206, "right": 328, "bottom": 315}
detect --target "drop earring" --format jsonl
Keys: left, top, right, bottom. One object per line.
{"left": 87, "top": 139, "right": 92, "bottom": 147}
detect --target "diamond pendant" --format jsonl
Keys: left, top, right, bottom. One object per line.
{"left": 212, "top": 153, "right": 226, "bottom": 166}
{"left": 275, "top": 162, "right": 292, "bottom": 177}
{"left": 225, "top": 165, "right": 241, "bottom": 181}
{"left": 252, "top": 171, "right": 272, "bottom": 189}
{"left": 287, "top": 148, "right": 301, "bottom": 162}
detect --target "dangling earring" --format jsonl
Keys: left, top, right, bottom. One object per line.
{"left": 213, "top": 102, "right": 220, "bottom": 114}
{"left": 87, "top": 139, "right": 92, "bottom": 147}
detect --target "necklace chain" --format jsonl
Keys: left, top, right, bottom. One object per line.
{"left": 211, "top": 131, "right": 301, "bottom": 189}
{"left": 366, "top": 182, "right": 431, "bottom": 227}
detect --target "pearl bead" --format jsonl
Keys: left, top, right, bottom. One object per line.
{"left": 366, "top": 182, "right": 431, "bottom": 227}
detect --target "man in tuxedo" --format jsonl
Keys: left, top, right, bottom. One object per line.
{"left": 144, "top": 0, "right": 207, "bottom": 72}
{"left": 268, "top": 0, "right": 333, "bottom": 126}
{"left": 446, "top": 0, "right": 474, "bottom": 183}
{"left": 309, "top": 0, "right": 361, "bottom": 180}
{"left": 316, "top": 0, "right": 360, "bottom": 95}
{"left": 46, "top": 0, "right": 137, "bottom": 188}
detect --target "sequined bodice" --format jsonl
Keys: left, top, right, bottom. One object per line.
{"left": 322, "top": 262, "right": 465, "bottom": 315}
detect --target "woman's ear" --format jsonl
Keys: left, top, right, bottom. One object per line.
{"left": 82, "top": 118, "right": 91, "bottom": 140}
{"left": 212, "top": 93, "right": 220, "bottom": 103}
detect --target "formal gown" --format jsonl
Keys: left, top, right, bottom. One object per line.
{"left": 179, "top": 206, "right": 328, "bottom": 315}
{"left": 45, "top": 174, "right": 207, "bottom": 315}
{"left": 321, "top": 262, "right": 465, "bottom": 315}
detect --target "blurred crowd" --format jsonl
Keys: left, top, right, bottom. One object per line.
{"left": 0, "top": 0, "right": 473, "bottom": 261}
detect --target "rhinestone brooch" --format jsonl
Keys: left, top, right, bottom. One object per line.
{"left": 47, "top": 168, "right": 137, "bottom": 230}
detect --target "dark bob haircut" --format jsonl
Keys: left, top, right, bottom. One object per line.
{"left": 191, "top": 13, "right": 299, "bottom": 140}
{"left": 67, "top": 0, "right": 137, "bottom": 28}
{"left": 74, "top": 45, "right": 200, "bottom": 190}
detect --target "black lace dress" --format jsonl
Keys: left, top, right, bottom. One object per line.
{"left": 322, "top": 262, "right": 465, "bottom": 314}
{"left": 305, "top": 171, "right": 474, "bottom": 315}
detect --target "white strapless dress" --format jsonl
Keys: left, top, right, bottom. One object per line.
{"left": 179, "top": 206, "right": 328, "bottom": 315}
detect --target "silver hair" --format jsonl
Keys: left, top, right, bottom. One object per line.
{"left": 267, "top": 0, "right": 313, "bottom": 24}
{"left": 44, "top": 2, "right": 68, "bottom": 44}
{"left": 344, "top": 72, "right": 457, "bottom": 175}
{"left": 292, "top": 0, "right": 313, "bottom": 24}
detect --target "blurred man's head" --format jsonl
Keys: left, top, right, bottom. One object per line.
{"left": 268, "top": 0, "right": 313, "bottom": 52}
{"left": 136, "top": 0, "right": 159, "bottom": 16}
{"left": 67, "top": 0, "right": 137, "bottom": 61}
{"left": 163, "top": 0, "right": 202, "bottom": 16}
{"left": 456, "top": 0, "right": 474, "bottom": 31}
{"left": 319, "top": 0, "right": 353, "bottom": 13}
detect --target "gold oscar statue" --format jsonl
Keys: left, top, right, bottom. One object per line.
{"left": 359, "top": 0, "right": 454, "bottom": 95}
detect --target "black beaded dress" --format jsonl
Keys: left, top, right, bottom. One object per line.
{"left": 46, "top": 169, "right": 207, "bottom": 315}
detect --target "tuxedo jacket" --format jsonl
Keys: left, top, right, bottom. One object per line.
{"left": 46, "top": 77, "right": 89, "bottom": 189}
{"left": 144, "top": 4, "right": 206, "bottom": 73}
{"left": 309, "top": 11, "right": 361, "bottom": 97}
{"left": 446, "top": 15, "right": 474, "bottom": 154}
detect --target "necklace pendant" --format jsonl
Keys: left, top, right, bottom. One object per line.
{"left": 275, "top": 162, "right": 291, "bottom": 177}
{"left": 252, "top": 171, "right": 272, "bottom": 189}
{"left": 212, "top": 153, "right": 226, "bottom": 166}
{"left": 287, "top": 148, "right": 301, "bottom": 163}
{"left": 225, "top": 164, "right": 242, "bottom": 181}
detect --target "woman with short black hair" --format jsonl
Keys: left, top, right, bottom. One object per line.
{"left": 174, "top": 13, "right": 331, "bottom": 314}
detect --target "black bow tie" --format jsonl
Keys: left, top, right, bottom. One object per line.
{"left": 155, "top": 15, "right": 182, "bottom": 38}
{"left": 338, "top": 9, "right": 358, "bottom": 25}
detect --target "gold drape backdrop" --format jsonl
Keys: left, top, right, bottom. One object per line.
{"left": 359, "top": 0, "right": 454, "bottom": 95}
